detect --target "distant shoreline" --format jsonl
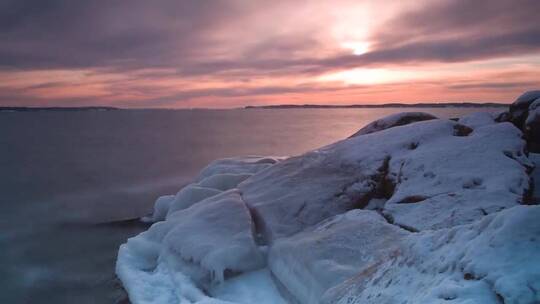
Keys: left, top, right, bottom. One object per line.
{"left": 0, "top": 102, "right": 510, "bottom": 112}
{"left": 0, "top": 106, "right": 119, "bottom": 112}
{"left": 245, "top": 102, "right": 509, "bottom": 109}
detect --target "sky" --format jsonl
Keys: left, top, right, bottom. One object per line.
{"left": 0, "top": 0, "right": 539, "bottom": 108}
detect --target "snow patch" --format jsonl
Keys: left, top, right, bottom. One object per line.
{"left": 458, "top": 112, "right": 495, "bottom": 129}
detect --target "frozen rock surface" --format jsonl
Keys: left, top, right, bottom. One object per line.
{"left": 142, "top": 195, "right": 175, "bottom": 222}
{"left": 511, "top": 90, "right": 540, "bottom": 116}
{"left": 269, "top": 210, "right": 408, "bottom": 304}
{"left": 117, "top": 108, "right": 540, "bottom": 304}
{"left": 325, "top": 206, "right": 540, "bottom": 304}
{"left": 117, "top": 190, "right": 269, "bottom": 304}
{"left": 349, "top": 111, "right": 437, "bottom": 137}
{"left": 196, "top": 156, "right": 282, "bottom": 182}
{"left": 240, "top": 118, "right": 530, "bottom": 240}
{"left": 142, "top": 156, "right": 282, "bottom": 223}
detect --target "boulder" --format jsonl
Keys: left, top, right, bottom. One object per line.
{"left": 350, "top": 112, "right": 437, "bottom": 137}
{"left": 268, "top": 210, "right": 408, "bottom": 304}
{"left": 239, "top": 119, "right": 530, "bottom": 240}
{"left": 508, "top": 90, "right": 540, "bottom": 151}
{"left": 525, "top": 99, "right": 540, "bottom": 151}
{"left": 116, "top": 190, "right": 266, "bottom": 303}
{"left": 142, "top": 156, "right": 282, "bottom": 223}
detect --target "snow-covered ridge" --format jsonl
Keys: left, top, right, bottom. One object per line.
{"left": 116, "top": 92, "right": 540, "bottom": 304}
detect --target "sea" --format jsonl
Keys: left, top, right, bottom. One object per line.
{"left": 0, "top": 107, "right": 504, "bottom": 303}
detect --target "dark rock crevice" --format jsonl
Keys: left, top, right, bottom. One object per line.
{"left": 397, "top": 195, "right": 429, "bottom": 204}
{"left": 453, "top": 124, "right": 473, "bottom": 136}
{"left": 238, "top": 190, "right": 270, "bottom": 246}
{"left": 379, "top": 211, "right": 418, "bottom": 233}
{"left": 522, "top": 176, "right": 536, "bottom": 205}
{"left": 336, "top": 156, "right": 396, "bottom": 211}
{"left": 374, "top": 156, "right": 396, "bottom": 200}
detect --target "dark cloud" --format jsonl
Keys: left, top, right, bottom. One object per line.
{"left": 0, "top": 0, "right": 239, "bottom": 69}
{"left": 335, "top": 27, "right": 540, "bottom": 67}
{"left": 1, "top": 0, "right": 538, "bottom": 75}
{"left": 364, "top": 0, "right": 540, "bottom": 64}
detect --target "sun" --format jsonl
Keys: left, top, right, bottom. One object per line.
{"left": 340, "top": 41, "right": 370, "bottom": 55}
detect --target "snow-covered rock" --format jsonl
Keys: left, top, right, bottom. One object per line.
{"left": 142, "top": 195, "right": 175, "bottom": 222}
{"left": 325, "top": 205, "right": 540, "bottom": 304}
{"left": 349, "top": 112, "right": 437, "bottom": 137}
{"left": 209, "top": 269, "right": 288, "bottom": 304}
{"left": 239, "top": 119, "right": 530, "bottom": 240}
{"left": 166, "top": 185, "right": 222, "bottom": 218}
{"left": 196, "top": 156, "right": 282, "bottom": 182}
{"left": 269, "top": 210, "right": 408, "bottom": 304}
{"left": 510, "top": 90, "right": 540, "bottom": 121}
{"left": 266, "top": 205, "right": 540, "bottom": 304}
{"left": 198, "top": 173, "right": 252, "bottom": 191}
{"left": 142, "top": 156, "right": 282, "bottom": 223}
{"left": 383, "top": 121, "right": 532, "bottom": 231}
{"left": 458, "top": 112, "right": 495, "bottom": 129}
{"left": 117, "top": 190, "right": 269, "bottom": 303}
{"left": 162, "top": 190, "right": 265, "bottom": 284}
{"left": 117, "top": 109, "right": 539, "bottom": 304}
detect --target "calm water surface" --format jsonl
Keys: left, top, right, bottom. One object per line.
{"left": 0, "top": 108, "right": 503, "bottom": 303}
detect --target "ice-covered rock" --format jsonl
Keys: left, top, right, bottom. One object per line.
{"left": 166, "top": 185, "right": 221, "bottom": 218}
{"left": 383, "top": 121, "right": 532, "bottom": 231}
{"left": 510, "top": 90, "right": 540, "bottom": 122}
{"left": 118, "top": 109, "right": 539, "bottom": 304}
{"left": 117, "top": 190, "right": 268, "bottom": 304}
{"left": 325, "top": 205, "right": 540, "bottom": 304}
{"left": 349, "top": 112, "right": 437, "bottom": 137}
{"left": 526, "top": 99, "right": 540, "bottom": 126}
{"left": 240, "top": 119, "right": 530, "bottom": 240}
{"left": 142, "top": 195, "right": 175, "bottom": 222}
{"left": 162, "top": 190, "right": 265, "bottom": 284}
{"left": 196, "top": 156, "right": 282, "bottom": 182}
{"left": 209, "top": 269, "right": 288, "bottom": 304}
{"left": 269, "top": 210, "right": 408, "bottom": 303}
{"left": 142, "top": 156, "right": 282, "bottom": 223}
{"left": 198, "top": 173, "right": 253, "bottom": 191}
{"left": 266, "top": 205, "right": 540, "bottom": 304}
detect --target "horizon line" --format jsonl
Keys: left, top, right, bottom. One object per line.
{"left": 0, "top": 101, "right": 511, "bottom": 111}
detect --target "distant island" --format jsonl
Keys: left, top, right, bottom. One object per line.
{"left": 0, "top": 106, "right": 119, "bottom": 112}
{"left": 245, "top": 102, "right": 509, "bottom": 109}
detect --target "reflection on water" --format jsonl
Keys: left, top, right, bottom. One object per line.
{"left": 0, "top": 108, "right": 503, "bottom": 303}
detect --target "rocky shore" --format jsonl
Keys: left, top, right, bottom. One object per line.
{"left": 116, "top": 91, "right": 540, "bottom": 304}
